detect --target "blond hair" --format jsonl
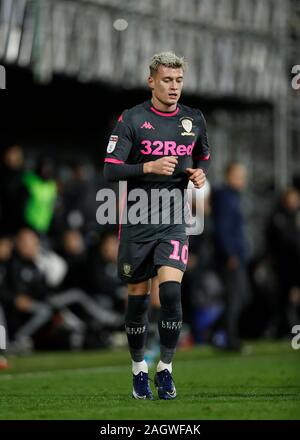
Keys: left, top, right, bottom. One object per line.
{"left": 149, "top": 52, "right": 186, "bottom": 75}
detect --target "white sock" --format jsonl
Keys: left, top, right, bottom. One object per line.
{"left": 157, "top": 360, "right": 172, "bottom": 373}
{"left": 132, "top": 360, "right": 148, "bottom": 375}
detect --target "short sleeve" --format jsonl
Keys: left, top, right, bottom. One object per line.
{"left": 104, "top": 110, "right": 133, "bottom": 164}
{"left": 192, "top": 111, "right": 211, "bottom": 173}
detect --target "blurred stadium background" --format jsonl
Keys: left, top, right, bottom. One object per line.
{"left": 0, "top": 0, "right": 300, "bottom": 419}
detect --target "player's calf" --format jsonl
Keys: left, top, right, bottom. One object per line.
{"left": 158, "top": 281, "right": 183, "bottom": 364}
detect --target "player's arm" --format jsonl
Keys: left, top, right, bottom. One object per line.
{"left": 103, "top": 110, "right": 137, "bottom": 182}
{"left": 103, "top": 112, "right": 178, "bottom": 182}
{"left": 186, "top": 111, "right": 211, "bottom": 188}
{"left": 104, "top": 161, "right": 144, "bottom": 181}
{"left": 104, "top": 156, "right": 178, "bottom": 182}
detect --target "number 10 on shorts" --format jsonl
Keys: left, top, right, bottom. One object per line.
{"left": 169, "top": 240, "right": 188, "bottom": 264}
{"left": 0, "top": 325, "right": 6, "bottom": 350}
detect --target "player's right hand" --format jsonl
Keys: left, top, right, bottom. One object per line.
{"left": 144, "top": 156, "right": 178, "bottom": 175}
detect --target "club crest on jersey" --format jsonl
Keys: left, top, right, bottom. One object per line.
{"left": 180, "top": 117, "right": 195, "bottom": 136}
{"left": 107, "top": 135, "right": 118, "bottom": 153}
{"left": 123, "top": 263, "right": 133, "bottom": 277}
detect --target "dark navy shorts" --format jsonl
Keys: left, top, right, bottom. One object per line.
{"left": 118, "top": 237, "right": 189, "bottom": 283}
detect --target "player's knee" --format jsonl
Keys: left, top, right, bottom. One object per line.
{"left": 159, "top": 281, "right": 182, "bottom": 316}
{"left": 128, "top": 281, "right": 150, "bottom": 295}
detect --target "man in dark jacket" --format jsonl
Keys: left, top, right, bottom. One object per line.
{"left": 0, "top": 234, "right": 13, "bottom": 367}
{"left": 9, "top": 229, "right": 53, "bottom": 351}
{"left": 266, "top": 187, "right": 300, "bottom": 335}
{"left": 0, "top": 145, "right": 27, "bottom": 234}
{"left": 212, "top": 162, "right": 250, "bottom": 350}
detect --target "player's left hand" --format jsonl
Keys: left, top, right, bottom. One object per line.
{"left": 186, "top": 168, "right": 206, "bottom": 188}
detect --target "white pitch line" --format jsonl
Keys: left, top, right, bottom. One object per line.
{"left": 0, "top": 364, "right": 127, "bottom": 380}
{"left": 0, "top": 359, "right": 199, "bottom": 381}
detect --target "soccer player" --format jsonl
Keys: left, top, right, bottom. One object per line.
{"left": 103, "top": 52, "right": 211, "bottom": 400}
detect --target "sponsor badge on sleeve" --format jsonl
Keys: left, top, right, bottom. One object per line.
{"left": 107, "top": 135, "right": 118, "bottom": 153}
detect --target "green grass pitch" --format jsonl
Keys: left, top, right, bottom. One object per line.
{"left": 0, "top": 341, "right": 299, "bottom": 420}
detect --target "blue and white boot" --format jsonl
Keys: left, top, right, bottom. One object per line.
{"left": 132, "top": 371, "right": 154, "bottom": 400}
{"left": 154, "top": 369, "right": 177, "bottom": 400}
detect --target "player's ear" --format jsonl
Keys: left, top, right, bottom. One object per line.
{"left": 148, "top": 75, "right": 154, "bottom": 90}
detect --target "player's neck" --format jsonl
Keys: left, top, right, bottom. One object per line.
{"left": 150, "top": 97, "right": 177, "bottom": 113}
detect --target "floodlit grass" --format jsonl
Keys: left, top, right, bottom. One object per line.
{"left": 0, "top": 341, "right": 299, "bottom": 420}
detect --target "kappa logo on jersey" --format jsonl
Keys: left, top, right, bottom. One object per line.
{"left": 107, "top": 135, "right": 118, "bottom": 153}
{"left": 140, "top": 140, "right": 195, "bottom": 156}
{"left": 140, "top": 121, "right": 155, "bottom": 130}
{"left": 180, "top": 117, "right": 195, "bottom": 136}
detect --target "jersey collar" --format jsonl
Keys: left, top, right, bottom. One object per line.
{"left": 149, "top": 100, "right": 180, "bottom": 117}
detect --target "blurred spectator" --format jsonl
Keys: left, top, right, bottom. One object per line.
{"left": 23, "top": 156, "right": 58, "bottom": 234}
{"left": 58, "top": 229, "right": 87, "bottom": 290}
{"left": 0, "top": 234, "right": 13, "bottom": 367}
{"left": 51, "top": 161, "right": 99, "bottom": 238}
{"left": 62, "top": 162, "right": 94, "bottom": 231}
{"left": 212, "top": 162, "right": 251, "bottom": 350}
{"left": 46, "top": 229, "right": 124, "bottom": 347}
{"left": 266, "top": 187, "right": 300, "bottom": 336}
{"left": 85, "top": 231, "right": 126, "bottom": 313}
{"left": 182, "top": 181, "right": 224, "bottom": 345}
{"left": 9, "top": 229, "right": 53, "bottom": 352}
{"left": 8, "top": 228, "right": 123, "bottom": 351}
{"left": 0, "top": 144, "right": 27, "bottom": 234}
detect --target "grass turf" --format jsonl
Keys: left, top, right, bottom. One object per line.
{"left": 0, "top": 341, "right": 299, "bottom": 420}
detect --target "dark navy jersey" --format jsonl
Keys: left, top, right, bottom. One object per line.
{"left": 104, "top": 99, "right": 211, "bottom": 242}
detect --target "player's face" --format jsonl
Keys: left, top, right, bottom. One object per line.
{"left": 149, "top": 66, "right": 184, "bottom": 108}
